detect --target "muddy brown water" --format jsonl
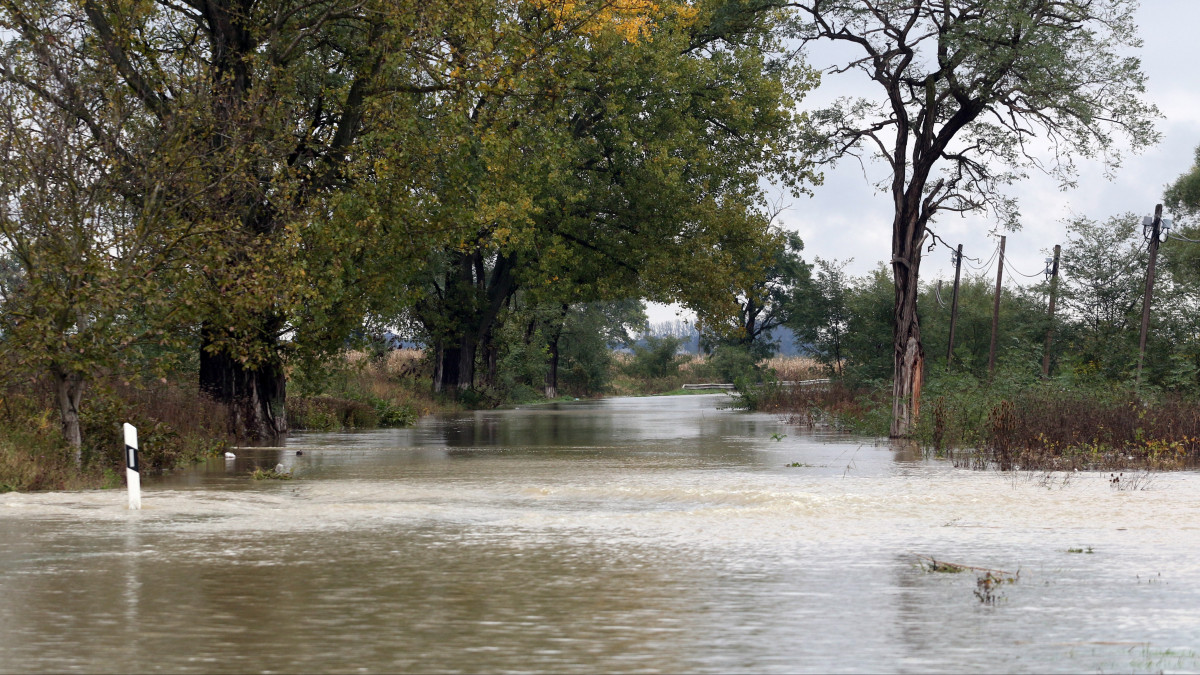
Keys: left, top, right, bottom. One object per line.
{"left": 2, "top": 394, "right": 1199, "bottom": 673}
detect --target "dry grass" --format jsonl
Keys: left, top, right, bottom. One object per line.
{"left": 607, "top": 351, "right": 831, "bottom": 396}
{"left": 758, "top": 380, "right": 883, "bottom": 429}
{"left": 383, "top": 349, "right": 428, "bottom": 379}
{"left": 289, "top": 349, "right": 452, "bottom": 429}
{"left": 764, "top": 356, "right": 829, "bottom": 382}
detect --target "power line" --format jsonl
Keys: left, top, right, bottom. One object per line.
{"left": 965, "top": 244, "right": 999, "bottom": 271}
{"left": 1006, "top": 258, "right": 1049, "bottom": 278}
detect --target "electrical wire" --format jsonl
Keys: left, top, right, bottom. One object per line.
{"left": 964, "top": 244, "right": 999, "bottom": 271}
{"left": 1005, "top": 259, "right": 1049, "bottom": 278}
{"left": 1168, "top": 232, "right": 1200, "bottom": 244}
{"left": 1003, "top": 265, "right": 1036, "bottom": 291}
{"left": 966, "top": 247, "right": 999, "bottom": 278}
{"left": 926, "top": 228, "right": 983, "bottom": 264}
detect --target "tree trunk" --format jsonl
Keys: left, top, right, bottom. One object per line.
{"left": 51, "top": 366, "right": 85, "bottom": 465}
{"left": 424, "top": 252, "right": 518, "bottom": 396}
{"left": 545, "top": 333, "right": 560, "bottom": 399}
{"left": 433, "top": 339, "right": 476, "bottom": 393}
{"left": 199, "top": 325, "right": 287, "bottom": 440}
{"left": 890, "top": 209, "right": 926, "bottom": 438}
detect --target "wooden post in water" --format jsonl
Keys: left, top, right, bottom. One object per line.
{"left": 124, "top": 423, "right": 141, "bottom": 510}
{"left": 946, "top": 244, "right": 963, "bottom": 372}
{"left": 1041, "top": 244, "right": 1061, "bottom": 378}
{"left": 988, "top": 236, "right": 1006, "bottom": 377}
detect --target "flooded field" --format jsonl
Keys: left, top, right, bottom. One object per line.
{"left": 2, "top": 394, "right": 1199, "bottom": 673}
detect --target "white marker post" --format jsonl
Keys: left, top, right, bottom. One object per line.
{"left": 124, "top": 423, "right": 141, "bottom": 510}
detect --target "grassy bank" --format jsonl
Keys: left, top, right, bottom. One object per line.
{"left": 287, "top": 349, "right": 454, "bottom": 430}
{"left": 753, "top": 372, "right": 1200, "bottom": 471}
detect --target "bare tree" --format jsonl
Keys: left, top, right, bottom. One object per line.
{"left": 786, "top": 0, "right": 1159, "bottom": 435}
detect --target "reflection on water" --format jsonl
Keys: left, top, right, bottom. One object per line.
{"left": 2, "top": 394, "right": 1199, "bottom": 673}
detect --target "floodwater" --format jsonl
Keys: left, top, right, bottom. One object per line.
{"left": 2, "top": 395, "right": 1199, "bottom": 674}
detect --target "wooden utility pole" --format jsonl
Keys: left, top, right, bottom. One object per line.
{"left": 946, "top": 244, "right": 963, "bottom": 372}
{"left": 988, "top": 236, "right": 1006, "bottom": 376}
{"left": 1136, "top": 204, "right": 1164, "bottom": 388}
{"left": 1041, "top": 244, "right": 1061, "bottom": 378}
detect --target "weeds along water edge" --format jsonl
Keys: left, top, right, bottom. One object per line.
{"left": 748, "top": 375, "right": 1200, "bottom": 473}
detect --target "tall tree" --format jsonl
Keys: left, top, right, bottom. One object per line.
{"left": 1, "top": 0, "right": 666, "bottom": 437}
{"left": 1163, "top": 144, "right": 1200, "bottom": 288}
{"left": 786, "top": 0, "right": 1159, "bottom": 435}
{"left": 703, "top": 230, "right": 814, "bottom": 358}
{"left": 1165, "top": 144, "right": 1200, "bottom": 222}
{"left": 0, "top": 58, "right": 213, "bottom": 456}
{"left": 789, "top": 256, "right": 852, "bottom": 374}
{"left": 412, "top": 0, "right": 819, "bottom": 394}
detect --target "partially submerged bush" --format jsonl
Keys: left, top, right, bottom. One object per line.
{"left": 912, "top": 374, "right": 1200, "bottom": 470}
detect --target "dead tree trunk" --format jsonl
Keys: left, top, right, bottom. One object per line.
{"left": 890, "top": 218, "right": 926, "bottom": 438}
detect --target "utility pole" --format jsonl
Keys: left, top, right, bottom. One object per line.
{"left": 1041, "top": 244, "right": 1061, "bottom": 378}
{"left": 988, "top": 236, "right": 1006, "bottom": 377}
{"left": 946, "top": 244, "right": 963, "bottom": 372}
{"left": 1136, "top": 204, "right": 1164, "bottom": 388}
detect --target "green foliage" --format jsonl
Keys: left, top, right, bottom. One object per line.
{"left": 919, "top": 275, "right": 1049, "bottom": 379}
{"left": 287, "top": 396, "right": 380, "bottom": 430}
{"left": 708, "top": 343, "right": 769, "bottom": 384}
{"left": 789, "top": 256, "right": 852, "bottom": 373}
{"left": 837, "top": 266, "right": 896, "bottom": 387}
{"left": 1165, "top": 145, "right": 1200, "bottom": 223}
{"left": 625, "top": 336, "right": 687, "bottom": 380}
{"left": 909, "top": 371, "right": 1200, "bottom": 470}
{"left": 705, "top": 229, "right": 815, "bottom": 356}
{"left": 407, "top": 1, "right": 820, "bottom": 393}
{"left": 557, "top": 300, "right": 645, "bottom": 396}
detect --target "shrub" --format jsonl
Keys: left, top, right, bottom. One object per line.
{"left": 624, "top": 335, "right": 685, "bottom": 380}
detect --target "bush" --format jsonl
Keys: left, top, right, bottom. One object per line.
{"left": 708, "top": 344, "right": 769, "bottom": 384}
{"left": 624, "top": 335, "right": 685, "bottom": 380}
{"left": 0, "top": 377, "right": 231, "bottom": 491}
{"left": 288, "top": 395, "right": 383, "bottom": 430}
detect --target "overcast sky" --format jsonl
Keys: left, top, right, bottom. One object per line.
{"left": 649, "top": 1, "right": 1200, "bottom": 324}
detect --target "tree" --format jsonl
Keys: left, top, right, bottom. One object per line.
{"left": 919, "top": 273, "right": 1047, "bottom": 376}
{"left": 1, "top": 0, "right": 671, "bottom": 437}
{"left": 1057, "top": 213, "right": 1200, "bottom": 388}
{"left": 838, "top": 265, "right": 896, "bottom": 385}
{"left": 790, "top": 256, "right": 852, "bottom": 375}
{"left": 1165, "top": 144, "right": 1200, "bottom": 223}
{"left": 410, "top": 0, "right": 819, "bottom": 395}
{"left": 703, "top": 230, "right": 814, "bottom": 359}
{"left": 1163, "top": 144, "right": 1200, "bottom": 288}
{"left": 786, "top": 0, "right": 1159, "bottom": 435}
{"left": 0, "top": 64, "right": 210, "bottom": 457}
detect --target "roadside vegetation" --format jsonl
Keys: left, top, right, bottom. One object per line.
{"left": 746, "top": 210, "right": 1200, "bottom": 471}
{"left": 1, "top": 0, "right": 1197, "bottom": 489}
{"left": 0, "top": 375, "right": 234, "bottom": 492}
